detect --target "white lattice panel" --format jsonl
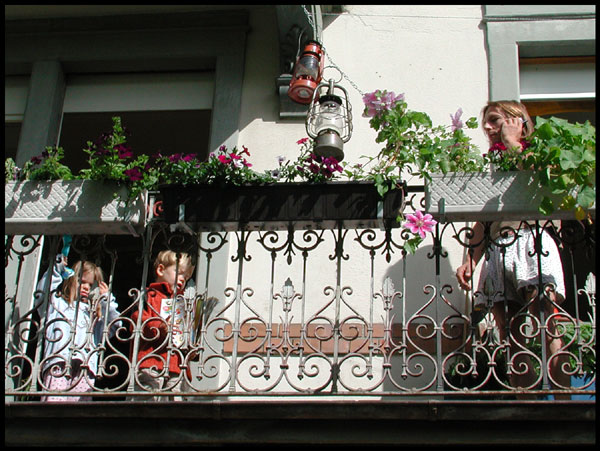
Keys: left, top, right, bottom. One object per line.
{"left": 424, "top": 171, "right": 590, "bottom": 221}
{"left": 5, "top": 180, "right": 146, "bottom": 235}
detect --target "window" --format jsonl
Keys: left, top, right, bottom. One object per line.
{"left": 520, "top": 56, "right": 595, "bottom": 125}
{"left": 58, "top": 72, "right": 214, "bottom": 171}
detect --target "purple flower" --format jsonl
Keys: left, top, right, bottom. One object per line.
{"left": 362, "top": 90, "right": 404, "bottom": 117}
{"left": 403, "top": 211, "right": 437, "bottom": 239}
{"left": 124, "top": 167, "right": 143, "bottom": 181}
{"left": 450, "top": 108, "right": 464, "bottom": 131}
{"left": 116, "top": 144, "right": 133, "bottom": 159}
{"left": 30, "top": 156, "right": 42, "bottom": 165}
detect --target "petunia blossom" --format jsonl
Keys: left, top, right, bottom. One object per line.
{"left": 218, "top": 155, "right": 231, "bottom": 165}
{"left": 403, "top": 211, "right": 437, "bottom": 239}
{"left": 116, "top": 144, "right": 133, "bottom": 159}
{"left": 124, "top": 167, "right": 143, "bottom": 181}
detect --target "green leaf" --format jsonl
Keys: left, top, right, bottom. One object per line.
{"left": 538, "top": 196, "right": 554, "bottom": 216}
{"left": 536, "top": 122, "right": 554, "bottom": 140}
{"left": 466, "top": 117, "right": 478, "bottom": 129}
{"left": 403, "top": 237, "right": 421, "bottom": 255}
{"left": 439, "top": 159, "right": 450, "bottom": 174}
{"left": 538, "top": 167, "right": 550, "bottom": 185}
{"left": 577, "top": 185, "right": 596, "bottom": 209}
{"left": 559, "top": 149, "right": 582, "bottom": 170}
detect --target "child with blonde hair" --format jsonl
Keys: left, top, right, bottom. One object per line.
{"left": 131, "top": 250, "right": 195, "bottom": 401}
{"left": 39, "top": 237, "right": 121, "bottom": 401}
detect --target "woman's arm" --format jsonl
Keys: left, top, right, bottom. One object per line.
{"left": 456, "top": 222, "right": 485, "bottom": 291}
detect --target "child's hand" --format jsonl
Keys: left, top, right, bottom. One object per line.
{"left": 95, "top": 300, "right": 103, "bottom": 318}
{"left": 98, "top": 281, "right": 109, "bottom": 296}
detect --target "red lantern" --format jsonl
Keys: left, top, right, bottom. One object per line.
{"left": 288, "top": 40, "right": 325, "bottom": 104}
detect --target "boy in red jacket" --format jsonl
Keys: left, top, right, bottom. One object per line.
{"left": 131, "top": 250, "right": 195, "bottom": 401}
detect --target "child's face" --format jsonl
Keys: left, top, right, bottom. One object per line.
{"left": 156, "top": 263, "right": 190, "bottom": 292}
{"left": 78, "top": 270, "right": 96, "bottom": 301}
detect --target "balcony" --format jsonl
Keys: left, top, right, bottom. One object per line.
{"left": 5, "top": 186, "right": 596, "bottom": 445}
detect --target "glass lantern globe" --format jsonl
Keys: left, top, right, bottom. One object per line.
{"left": 314, "top": 95, "right": 344, "bottom": 136}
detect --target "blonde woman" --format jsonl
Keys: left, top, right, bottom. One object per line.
{"left": 456, "top": 100, "right": 569, "bottom": 399}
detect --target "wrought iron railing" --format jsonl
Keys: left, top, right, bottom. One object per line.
{"left": 5, "top": 190, "right": 596, "bottom": 401}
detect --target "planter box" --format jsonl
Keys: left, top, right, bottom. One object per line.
{"left": 5, "top": 180, "right": 147, "bottom": 236}
{"left": 424, "top": 171, "right": 595, "bottom": 222}
{"left": 159, "top": 181, "right": 405, "bottom": 231}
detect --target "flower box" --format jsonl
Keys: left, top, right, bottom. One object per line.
{"left": 5, "top": 180, "right": 147, "bottom": 236}
{"left": 159, "top": 181, "right": 405, "bottom": 231}
{"left": 424, "top": 171, "right": 595, "bottom": 222}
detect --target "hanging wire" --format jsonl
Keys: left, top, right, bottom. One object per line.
{"left": 301, "top": 5, "right": 365, "bottom": 97}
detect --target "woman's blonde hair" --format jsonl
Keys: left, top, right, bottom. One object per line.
{"left": 62, "top": 261, "right": 104, "bottom": 305}
{"left": 153, "top": 250, "right": 194, "bottom": 280}
{"left": 482, "top": 100, "right": 534, "bottom": 137}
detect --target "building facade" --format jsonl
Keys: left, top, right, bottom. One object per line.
{"left": 5, "top": 5, "right": 596, "bottom": 445}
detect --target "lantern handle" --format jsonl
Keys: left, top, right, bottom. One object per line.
{"left": 322, "top": 65, "right": 343, "bottom": 84}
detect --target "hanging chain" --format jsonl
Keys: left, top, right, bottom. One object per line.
{"left": 301, "top": 5, "right": 365, "bottom": 97}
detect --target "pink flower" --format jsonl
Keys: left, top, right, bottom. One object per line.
{"left": 297, "top": 137, "right": 309, "bottom": 145}
{"left": 218, "top": 155, "right": 231, "bottom": 165}
{"left": 450, "top": 108, "right": 464, "bottom": 131}
{"left": 403, "top": 211, "right": 437, "bottom": 239}
{"left": 362, "top": 90, "right": 404, "bottom": 117}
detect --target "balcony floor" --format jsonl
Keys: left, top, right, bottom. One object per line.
{"left": 6, "top": 399, "right": 596, "bottom": 446}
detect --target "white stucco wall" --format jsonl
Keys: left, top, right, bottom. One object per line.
{"left": 239, "top": 5, "right": 490, "bottom": 175}
{"left": 233, "top": 4, "right": 489, "bottom": 321}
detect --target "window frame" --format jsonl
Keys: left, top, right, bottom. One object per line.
{"left": 482, "top": 5, "right": 595, "bottom": 101}
{"left": 5, "top": 10, "right": 249, "bottom": 165}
